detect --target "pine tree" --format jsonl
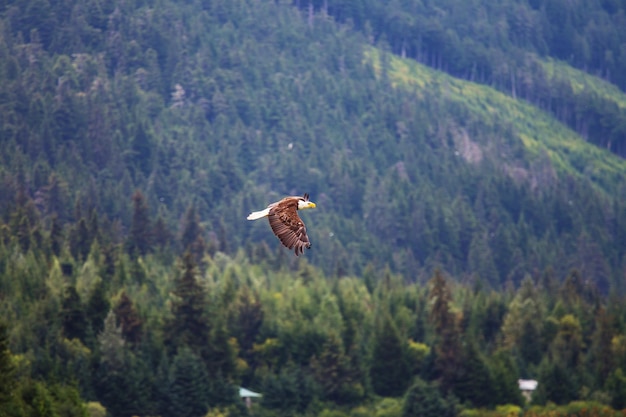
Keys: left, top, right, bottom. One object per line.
{"left": 166, "top": 348, "right": 211, "bottom": 417}
{"left": 152, "top": 213, "right": 172, "bottom": 252}
{"left": 0, "top": 322, "right": 16, "bottom": 408}
{"left": 69, "top": 217, "right": 91, "bottom": 261}
{"left": 86, "top": 279, "right": 110, "bottom": 337}
{"left": 60, "top": 285, "right": 88, "bottom": 341}
{"left": 428, "top": 269, "right": 462, "bottom": 392}
{"left": 97, "top": 311, "right": 150, "bottom": 417}
{"left": 113, "top": 292, "right": 143, "bottom": 346}
{"left": 310, "top": 332, "right": 362, "bottom": 404}
{"left": 165, "top": 252, "right": 210, "bottom": 357}
{"left": 606, "top": 368, "right": 626, "bottom": 410}
{"left": 180, "top": 205, "right": 207, "bottom": 265}
{"left": 402, "top": 378, "right": 448, "bottom": 417}
{"left": 370, "top": 311, "right": 411, "bottom": 397}
{"left": 490, "top": 350, "right": 524, "bottom": 406}
{"left": 49, "top": 214, "right": 63, "bottom": 257}
{"left": 98, "top": 310, "right": 126, "bottom": 373}
{"left": 453, "top": 342, "right": 494, "bottom": 408}
{"left": 127, "top": 189, "right": 152, "bottom": 257}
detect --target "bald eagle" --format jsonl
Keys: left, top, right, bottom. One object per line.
{"left": 247, "top": 193, "right": 317, "bottom": 255}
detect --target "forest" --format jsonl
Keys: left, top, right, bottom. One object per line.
{"left": 1, "top": 0, "right": 626, "bottom": 416}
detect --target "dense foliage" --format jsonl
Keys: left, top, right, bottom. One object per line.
{"left": 1, "top": 0, "right": 625, "bottom": 289}
{"left": 303, "top": 0, "right": 626, "bottom": 156}
{"left": 2, "top": 244, "right": 626, "bottom": 416}
{"left": 1, "top": 0, "right": 626, "bottom": 416}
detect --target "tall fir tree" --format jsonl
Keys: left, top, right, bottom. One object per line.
{"left": 165, "top": 252, "right": 210, "bottom": 358}
{"left": 60, "top": 285, "right": 88, "bottom": 342}
{"left": 127, "top": 190, "right": 152, "bottom": 257}
{"left": 369, "top": 311, "right": 411, "bottom": 397}
{"left": 113, "top": 292, "right": 143, "bottom": 346}
{"left": 428, "top": 269, "right": 462, "bottom": 392}
{"left": 401, "top": 378, "right": 448, "bottom": 417}
{"left": 0, "top": 322, "right": 16, "bottom": 408}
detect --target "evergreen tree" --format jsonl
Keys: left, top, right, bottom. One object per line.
{"left": 60, "top": 285, "right": 88, "bottom": 342}
{"left": 401, "top": 378, "right": 448, "bottom": 417}
{"left": 98, "top": 310, "right": 126, "bottom": 373}
{"left": 370, "top": 311, "right": 410, "bottom": 397}
{"left": 428, "top": 269, "right": 462, "bottom": 392}
{"left": 606, "top": 367, "right": 626, "bottom": 410}
{"left": 166, "top": 348, "right": 211, "bottom": 417}
{"left": 179, "top": 204, "right": 206, "bottom": 265}
{"left": 97, "top": 311, "right": 150, "bottom": 417}
{"left": 165, "top": 252, "right": 210, "bottom": 358}
{"left": 532, "top": 360, "right": 578, "bottom": 405}
{"left": 490, "top": 350, "right": 524, "bottom": 406}
{"left": 113, "top": 292, "right": 143, "bottom": 346}
{"left": 0, "top": 322, "right": 16, "bottom": 408}
{"left": 152, "top": 214, "right": 173, "bottom": 252}
{"left": 310, "top": 332, "right": 362, "bottom": 404}
{"left": 452, "top": 342, "right": 494, "bottom": 408}
{"left": 69, "top": 217, "right": 91, "bottom": 261}
{"left": 49, "top": 214, "right": 63, "bottom": 257}
{"left": 86, "top": 279, "right": 110, "bottom": 338}
{"left": 127, "top": 190, "right": 152, "bottom": 257}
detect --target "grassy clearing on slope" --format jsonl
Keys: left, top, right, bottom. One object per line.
{"left": 541, "top": 58, "right": 626, "bottom": 109}
{"left": 364, "top": 47, "right": 626, "bottom": 193}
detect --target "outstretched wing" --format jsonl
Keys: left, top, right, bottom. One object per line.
{"left": 268, "top": 202, "right": 311, "bottom": 256}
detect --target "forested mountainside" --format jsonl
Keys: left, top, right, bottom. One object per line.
{"left": 305, "top": 0, "right": 626, "bottom": 157}
{"left": 1, "top": 0, "right": 626, "bottom": 416}
{"left": 1, "top": 0, "right": 626, "bottom": 289}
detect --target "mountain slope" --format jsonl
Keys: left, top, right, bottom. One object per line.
{"left": 365, "top": 47, "right": 626, "bottom": 194}
{"left": 0, "top": 0, "right": 624, "bottom": 290}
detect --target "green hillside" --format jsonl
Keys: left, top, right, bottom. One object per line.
{"left": 0, "top": 0, "right": 624, "bottom": 287}
{"left": 365, "top": 47, "right": 626, "bottom": 193}
{"left": 2, "top": 1, "right": 626, "bottom": 417}
{"left": 304, "top": 0, "right": 626, "bottom": 157}
{"left": 541, "top": 58, "right": 626, "bottom": 110}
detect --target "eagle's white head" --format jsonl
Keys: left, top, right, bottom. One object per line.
{"left": 298, "top": 199, "right": 316, "bottom": 210}
{"left": 298, "top": 193, "right": 316, "bottom": 210}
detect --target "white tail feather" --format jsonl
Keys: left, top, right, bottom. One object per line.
{"left": 247, "top": 208, "right": 270, "bottom": 220}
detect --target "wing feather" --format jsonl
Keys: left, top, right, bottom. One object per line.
{"left": 267, "top": 198, "right": 311, "bottom": 256}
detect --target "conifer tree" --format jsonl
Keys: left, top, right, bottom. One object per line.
{"left": 165, "top": 252, "right": 210, "bottom": 358}
{"left": 152, "top": 214, "right": 172, "bottom": 252}
{"left": 370, "top": 311, "right": 410, "bottom": 397}
{"left": 98, "top": 310, "right": 126, "bottom": 373}
{"left": 113, "top": 292, "right": 143, "bottom": 346}
{"left": 97, "top": 310, "right": 150, "bottom": 417}
{"left": 86, "top": 279, "right": 110, "bottom": 337}
{"left": 60, "top": 285, "right": 88, "bottom": 341}
{"left": 179, "top": 204, "right": 206, "bottom": 265}
{"left": 453, "top": 342, "right": 494, "bottom": 407}
{"left": 49, "top": 214, "right": 63, "bottom": 257}
{"left": 127, "top": 189, "right": 152, "bottom": 257}
{"left": 166, "top": 347, "right": 211, "bottom": 417}
{"left": 0, "top": 322, "right": 15, "bottom": 408}
{"left": 401, "top": 378, "right": 448, "bottom": 417}
{"left": 310, "top": 332, "right": 362, "bottom": 404}
{"left": 428, "top": 269, "right": 462, "bottom": 392}
{"left": 606, "top": 368, "right": 626, "bottom": 410}
{"left": 69, "top": 217, "right": 91, "bottom": 261}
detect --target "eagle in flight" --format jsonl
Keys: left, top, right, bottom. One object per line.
{"left": 247, "top": 193, "right": 317, "bottom": 256}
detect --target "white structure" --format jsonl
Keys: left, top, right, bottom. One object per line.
{"left": 239, "top": 387, "right": 262, "bottom": 409}
{"left": 518, "top": 379, "right": 538, "bottom": 402}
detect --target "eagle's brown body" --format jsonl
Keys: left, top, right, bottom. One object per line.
{"left": 247, "top": 193, "right": 316, "bottom": 256}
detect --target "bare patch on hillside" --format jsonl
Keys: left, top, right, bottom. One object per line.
{"left": 451, "top": 126, "right": 483, "bottom": 164}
